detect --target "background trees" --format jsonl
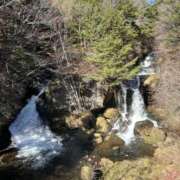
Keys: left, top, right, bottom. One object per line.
{"left": 60, "top": 0, "right": 156, "bottom": 84}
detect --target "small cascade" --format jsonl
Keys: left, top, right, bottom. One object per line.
{"left": 139, "top": 53, "right": 156, "bottom": 75}
{"left": 113, "top": 54, "right": 158, "bottom": 144}
{"left": 9, "top": 90, "right": 63, "bottom": 169}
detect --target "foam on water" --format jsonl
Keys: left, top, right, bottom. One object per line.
{"left": 9, "top": 93, "right": 63, "bottom": 169}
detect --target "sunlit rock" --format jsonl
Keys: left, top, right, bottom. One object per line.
{"left": 80, "top": 165, "right": 93, "bottom": 180}
{"left": 103, "top": 108, "right": 120, "bottom": 123}
{"left": 96, "top": 117, "right": 110, "bottom": 133}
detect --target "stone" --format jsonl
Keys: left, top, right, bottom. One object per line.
{"left": 65, "top": 112, "right": 95, "bottom": 130}
{"left": 134, "top": 120, "right": 154, "bottom": 136}
{"left": 103, "top": 108, "right": 120, "bottom": 122}
{"left": 96, "top": 117, "right": 110, "bottom": 133}
{"left": 143, "top": 128, "right": 166, "bottom": 145}
{"left": 80, "top": 165, "right": 93, "bottom": 180}
{"left": 135, "top": 120, "right": 166, "bottom": 145}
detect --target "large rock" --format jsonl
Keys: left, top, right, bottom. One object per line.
{"left": 134, "top": 120, "right": 154, "bottom": 136}
{"left": 135, "top": 121, "right": 166, "bottom": 145}
{"left": 80, "top": 165, "right": 93, "bottom": 180}
{"left": 96, "top": 117, "right": 110, "bottom": 133}
{"left": 103, "top": 108, "right": 120, "bottom": 123}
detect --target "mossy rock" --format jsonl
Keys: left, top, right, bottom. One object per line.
{"left": 103, "top": 108, "right": 120, "bottom": 122}
{"left": 143, "top": 128, "right": 166, "bottom": 145}
{"left": 134, "top": 120, "right": 154, "bottom": 136}
{"left": 134, "top": 121, "right": 166, "bottom": 145}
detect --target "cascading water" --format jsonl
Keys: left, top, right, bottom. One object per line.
{"left": 9, "top": 89, "right": 63, "bottom": 169}
{"left": 113, "top": 54, "right": 158, "bottom": 144}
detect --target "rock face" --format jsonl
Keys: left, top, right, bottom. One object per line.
{"left": 39, "top": 75, "right": 113, "bottom": 133}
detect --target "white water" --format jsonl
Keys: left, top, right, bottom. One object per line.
{"left": 139, "top": 53, "right": 155, "bottom": 75}
{"left": 113, "top": 54, "right": 158, "bottom": 144}
{"left": 9, "top": 91, "right": 63, "bottom": 169}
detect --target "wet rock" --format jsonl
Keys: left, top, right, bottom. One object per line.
{"left": 96, "top": 117, "right": 110, "bottom": 133}
{"left": 103, "top": 108, "right": 120, "bottom": 123}
{"left": 134, "top": 120, "right": 154, "bottom": 136}
{"left": 80, "top": 165, "right": 93, "bottom": 180}
{"left": 135, "top": 121, "right": 166, "bottom": 145}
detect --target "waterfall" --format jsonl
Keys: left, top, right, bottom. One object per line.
{"left": 9, "top": 90, "right": 63, "bottom": 169}
{"left": 139, "top": 53, "right": 156, "bottom": 76}
{"left": 113, "top": 54, "right": 158, "bottom": 144}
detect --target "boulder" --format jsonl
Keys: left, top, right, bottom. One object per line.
{"left": 65, "top": 112, "right": 95, "bottom": 130}
{"left": 96, "top": 117, "right": 110, "bottom": 133}
{"left": 80, "top": 165, "right": 93, "bottom": 180}
{"left": 143, "top": 128, "right": 166, "bottom": 145}
{"left": 135, "top": 120, "right": 166, "bottom": 145}
{"left": 134, "top": 120, "right": 154, "bottom": 136}
{"left": 103, "top": 108, "right": 120, "bottom": 122}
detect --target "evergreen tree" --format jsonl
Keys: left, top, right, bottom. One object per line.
{"left": 63, "top": 0, "right": 156, "bottom": 84}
